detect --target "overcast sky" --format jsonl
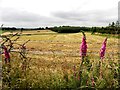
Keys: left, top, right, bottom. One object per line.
{"left": 0, "top": 0, "right": 119, "bottom": 28}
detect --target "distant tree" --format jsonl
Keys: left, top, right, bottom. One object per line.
{"left": 91, "top": 27, "right": 96, "bottom": 34}
{"left": 45, "top": 27, "right": 48, "bottom": 29}
{"left": 115, "top": 21, "right": 120, "bottom": 27}
{"left": 111, "top": 22, "right": 115, "bottom": 27}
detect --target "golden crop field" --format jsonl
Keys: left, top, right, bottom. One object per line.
{"left": 2, "top": 30, "right": 119, "bottom": 89}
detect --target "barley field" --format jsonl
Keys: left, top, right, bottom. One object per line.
{"left": 2, "top": 30, "right": 119, "bottom": 89}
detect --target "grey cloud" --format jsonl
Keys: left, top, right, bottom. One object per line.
{"left": 52, "top": 11, "right": 88, "bottom": 21}
{"left": 1, "top": 8, "right": 50, "bottom": 23}
{"left": 52, "top": 8, "right": 117, "bottom": 24}
{"left": 1, "top": 8, "right": 82, "bottom": 27}
{"left": 0, "top": 8, "right": 63, "bottom": 27}
{"left": 0, "top": 7, "right": 118, "bottom": 27}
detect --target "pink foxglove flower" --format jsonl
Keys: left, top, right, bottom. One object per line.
{"left": 80, "top": 36, "right": 87, "bottom": 57}
{"left": 100, "top": 38, "right": 107, "bottom": 59}
{"left": 3, "top": 46, "right": 10, "bottom": 59}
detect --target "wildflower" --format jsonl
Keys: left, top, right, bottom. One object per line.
{"left": 100, "top": 38, "right": 107, "bottom": 59}
{"left": 80, "top": 36, "right": 87, "bottom": 57}
{"left": 91, "top": 77, "right": 95, "bottom": 87}
{"left": 2, "top": 45, "right": 10, "bottom": 63}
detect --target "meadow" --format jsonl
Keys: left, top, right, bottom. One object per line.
{"left": 2, "top": 30, "right": 119, "bottom": 89}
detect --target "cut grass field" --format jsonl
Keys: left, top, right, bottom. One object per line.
{"left": 14, "top": 30, "right": 118, "bottom": 59}
{"left": 2, "top": 30, "right": 119, "bottom": 89}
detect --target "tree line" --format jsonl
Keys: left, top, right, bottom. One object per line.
{"left": 49, "top": 21, "right": 120, "bottom": 34}
{"left": 1, "top": 27, "right": 45, "bottom": 31}
{"left": 1, "top": 21, "right": 120, "bottom": 34}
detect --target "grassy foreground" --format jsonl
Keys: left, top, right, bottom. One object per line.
{"left": 2, "top": 30, "right": 119, "bottom": 89}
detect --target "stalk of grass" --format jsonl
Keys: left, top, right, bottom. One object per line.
{"left": 79, "top": 57, "right": 84, "bottom": 87}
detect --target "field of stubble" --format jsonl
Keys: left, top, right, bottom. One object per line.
{"left": 2, "top": 30, "right": 119, "bottom": 89}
